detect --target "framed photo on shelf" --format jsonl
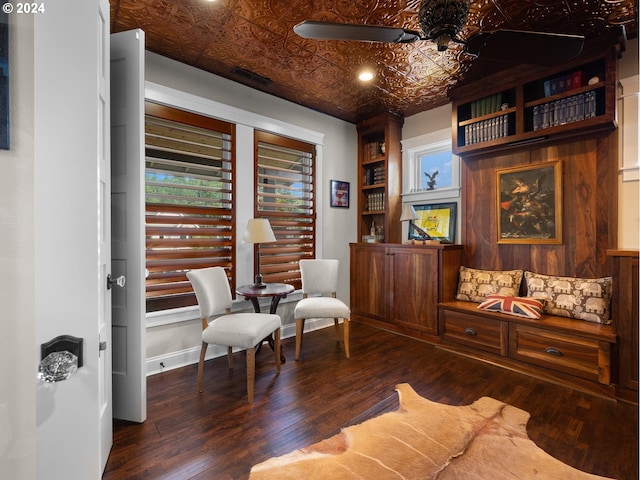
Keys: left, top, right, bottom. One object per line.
{"left": 496, "top": 161, "right": 562, "bottom": 244}
{"left": 409, "top": 202, "right": 457, "bottom": 243}
{"left": 330, "top": 180, "right": 350, "bottom": 208}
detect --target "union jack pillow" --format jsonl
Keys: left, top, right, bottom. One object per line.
{"left": 477, "top": 294, "right": 544, "bottom": 319}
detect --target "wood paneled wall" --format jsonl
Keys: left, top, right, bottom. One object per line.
{"left": 461, "top": 129, "right": 618, "bottom": 281}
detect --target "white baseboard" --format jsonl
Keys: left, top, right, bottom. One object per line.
{"left": 146, "top": 317, "right": 338, "bottom": 376}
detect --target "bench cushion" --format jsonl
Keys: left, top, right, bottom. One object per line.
{"left": 455, "top": 266, "right": 523, "bottom": 303}
{"left": 477, "top": 295, "right": 544, "bottom": 319}
{"left": 524, "top": 272, "right": 612, "bottom": 324}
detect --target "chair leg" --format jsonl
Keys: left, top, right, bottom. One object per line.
{"left": 198, "top": 342, "right": 208, "bottom": 393}
{"left": 274, "top": 327, "right": 281, "bottom": 372}
{"left": 334, "top": 318, "right": 340, "bottom": 342}
{"left": 343, "top": 318, "right": 350, "bottom": 359}
{"left": 227, "top": 346, "right": 233, "bottom": 369}
{"left": 295, "top": 318, "right": 305, "bottom": 361}
{"left": 246, "top": 347, "right": 255, "bottom": 404}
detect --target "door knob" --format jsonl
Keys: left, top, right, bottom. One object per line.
{"left": 38, "top": 351, "right": 78, "bottom": 383}
{"left": 107, "top": 274, "right": 126, "bottom": 290}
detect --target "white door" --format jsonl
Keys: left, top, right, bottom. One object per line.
{"left": 110, "top": 29, "right": 147, "bottom": 423}
{"left": 98, "top": 0, "right": 114, "bottom": 469}
{"left": 34, "top": 0, "right": 113, "bottom": 477}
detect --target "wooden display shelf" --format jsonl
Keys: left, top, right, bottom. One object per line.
{"left": 450, "top": 34, "right": 623, "bottom": 157}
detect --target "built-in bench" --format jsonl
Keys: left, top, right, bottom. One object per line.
{"left": 437, "top": 300, "right": 617, "bottom": 396}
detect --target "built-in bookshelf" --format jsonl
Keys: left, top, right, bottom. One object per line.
{"left": 524, "top": 58, "right": 607, "bottom": 133}
{"left": 456, "top": 88, "right": 516, "bottom": 148}
{"left": 451, "top": 44, "right": 619, "bottom": 157}
{"left": 356, "top": 113, "right": 403, "bottom": 243}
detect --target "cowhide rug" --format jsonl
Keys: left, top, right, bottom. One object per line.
{"left": 250, "top": 383, "right": 612, "bottom": 479}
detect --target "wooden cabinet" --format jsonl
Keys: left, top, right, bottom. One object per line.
{"left": 439, "top": 300, "right": 616, "bottom": 395}
{"left": 608, "top": 249, "right": 639, "bottom": 404}
{"left": 509, "top": 324, "right": 611, "bottom": 384}
{"left": 441, "top": 309, "right": 508, "bottom": 356}
{"left": 350, "top": 242, "right": 463, "bottom": 339}
{"left": 451, "top": 44, "right": 620, "bottom": 157}
{"left": 356, "top": 113, "right": 403, "bottom": 243}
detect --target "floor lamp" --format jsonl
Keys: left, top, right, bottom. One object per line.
{"left": 243, "top": 218, "right": 276, "bottom": 288}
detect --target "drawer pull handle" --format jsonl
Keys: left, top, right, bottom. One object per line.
{"left": 464, "top": 328, "right": 477, "bottom": 336}
{"left": 545, "top": 347, "right": 563, "bottom": 357}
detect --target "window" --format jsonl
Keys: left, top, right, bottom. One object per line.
{"left": 402, "top": 128, "right": 460, "bottom": 199}
{"left": 254, "top": 131, "right": 315, "bottom": 290}
{"left": 145, "top": 102, "right": 235, "bottom": 312}
{"left": 407, "top": 140, "right": 457, "bottom": 194}
{"left": 401, "top": 128, "right": 461, "bottom": 243}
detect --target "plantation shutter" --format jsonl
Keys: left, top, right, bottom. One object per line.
{"left": 255, "top": 131, "right": 316, "bottom": 290}
{"left": 145, "top": 102, "right": 235, "bottom": 312}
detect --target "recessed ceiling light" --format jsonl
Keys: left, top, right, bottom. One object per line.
{"left": 358, "top": 70, "right": 374, "bottom": 82}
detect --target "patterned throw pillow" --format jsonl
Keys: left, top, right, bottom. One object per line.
{"left": 455, "top": 266, "right": 524, "bottom": 303}
{"left": 477, "top": 295, "right": 544, "bottom": 319}
{"left": 524, "top": 272, "right": 612, "bottom": 324}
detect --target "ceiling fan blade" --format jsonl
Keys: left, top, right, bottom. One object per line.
{"left": 465, "top": 30, "right": 584, "bottom": 66}
{"left": 294, "top": 20, "right": 421, "bottom": 44}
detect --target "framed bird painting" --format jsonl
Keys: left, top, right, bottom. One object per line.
{"left": 496, "top": 161, "right": 562, "bottom": 244}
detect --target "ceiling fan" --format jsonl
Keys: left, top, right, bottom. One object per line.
{"left": 293, "top": 0, "right": 584, "bottom": 66}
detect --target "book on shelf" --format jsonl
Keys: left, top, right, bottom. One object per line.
{"left": 463, "top": 114, "right": 510, "bottom": 146}
{"left": 367, "top": 141, "right": 383, "bottom": 160}
{"left": 366, "top": 192, "right": 385, "bottom": 211}
{"left": 532, "top": 91, "right": 597, "bottom": 131}
{"left": 469, "top": 92, "right": 505, "bottom": 119}
{"left": 572, "top": 70, "right": 583, "bottom": 89}
{"left": 542, "top": 69, "right": 585, "bottom": 98}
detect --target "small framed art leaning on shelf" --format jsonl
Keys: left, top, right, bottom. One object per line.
{"left": 409, "top": 202, "right": 457, "bottom": 243}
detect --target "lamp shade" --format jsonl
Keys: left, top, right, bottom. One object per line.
{"left": 243, "top": 218, "right": 276, "bottom": 244}
{"left": 400, "top": 204, "right": 419, "bottom": 222}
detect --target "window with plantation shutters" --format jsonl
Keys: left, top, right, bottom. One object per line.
{"left": 255, "top": 131, "right": 316, "bottom": 290}
{"left": 145, "top": 102, "right": 235, "bottom": 312}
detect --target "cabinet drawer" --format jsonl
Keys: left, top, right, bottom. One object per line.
{"left": 509, "top": 325, "right": 611, "bottom": 384}
{"left": 441, "top": 310, "right": 508, "bottom": 356}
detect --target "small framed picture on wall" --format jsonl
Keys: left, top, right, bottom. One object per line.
{"left": 330, "top": 180, "right": 350, "bottom": 208}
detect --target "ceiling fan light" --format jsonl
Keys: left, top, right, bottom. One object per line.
{"left": 419, "top": 0, "right": 470, "bottom": 49}
{"left": 435, "top": 33, "right": 452, "bottom": 51}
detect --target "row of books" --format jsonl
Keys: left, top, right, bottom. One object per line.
{"left": 543, "top": 70, "right": 585, "bottom": 97}
{"left": 365, "top": 192, "right": 385, "bottom": 212}
{"left": 532, "top": 91, "right": 598, "bottom": 131}
{"left": 462, "top": 114, "right": 510, "bottom": 146}
{"left": 366, "top": 141, "right": 384, "bottom": 160}
{"left": 470, "top": 92, "right": 506, "bottom": 118}
{"left": 363, "top": 165, "right": 385, "bottom": 185}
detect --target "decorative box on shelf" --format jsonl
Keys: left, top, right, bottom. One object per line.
{"left": 362, "top": 235, "right": 384, "bottom": 243}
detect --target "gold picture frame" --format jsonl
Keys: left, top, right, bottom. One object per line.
{"left": 496, "top": 161, "right": 562, "bottom": 244}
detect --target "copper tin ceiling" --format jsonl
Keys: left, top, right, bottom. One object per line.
{"left": 110, "top": 0, "right": 638, "bottom": 124}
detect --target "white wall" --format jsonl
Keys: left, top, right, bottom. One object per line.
{"left": 617, "top": 39, "right": 639, "bottom": 248}
{"left": 143, "top": 52, "right": 358, "bottom": 373}
{"left": 0, "top": 13, "right": 36, "bottom": 479}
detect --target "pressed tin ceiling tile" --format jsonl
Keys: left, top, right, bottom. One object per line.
{"left": 111, "top": 0, "right": 638, "bottom": 123}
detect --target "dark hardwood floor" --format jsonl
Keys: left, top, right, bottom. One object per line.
{"left": 103, "top": 322, "right": 638, "bottom": 480}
